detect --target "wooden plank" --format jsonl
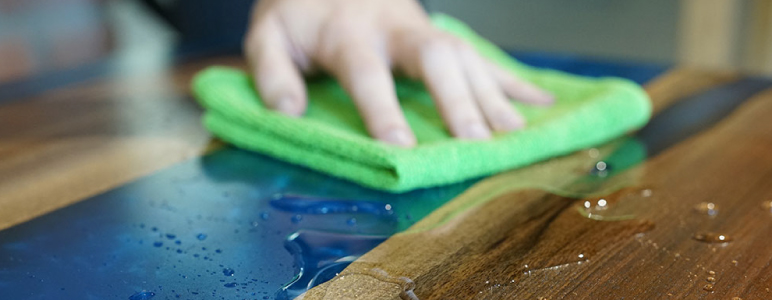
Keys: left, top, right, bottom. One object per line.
{"left": 300, "top": 83, "right": 772, "bottom": 299}
{"left": 0, "top": 57, "right": 242, "bottom": 230}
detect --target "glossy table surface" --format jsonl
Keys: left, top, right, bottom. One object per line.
{"left": 3, "top": 49, "right": 772, "bottom": 300}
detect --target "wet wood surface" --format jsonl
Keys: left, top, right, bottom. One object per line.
{"left": 300, "top": 73, "right": 772, "bottom": 299}
{"left": 1, "top": 56, "right": 769, "bottom": 300}
{"left": 0, "top": 57, "right": 239, "bottom": 230}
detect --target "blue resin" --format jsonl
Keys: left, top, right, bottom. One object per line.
{"left": 0, "top": 147, "right": 472, "bottom": 299}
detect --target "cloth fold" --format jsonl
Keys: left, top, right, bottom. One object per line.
{"left": 192, "top": 14, "right": 651, "bottom": 192}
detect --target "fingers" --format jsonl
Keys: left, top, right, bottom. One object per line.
{"left": 417, "top": 38, "right": 492, "bottom": 139}
{"left": 487, "top": 62, "right": 555, "bottom": 106}
{"left": 457, "top": 46, "right": 526, "bottom": 132}
{"left": 244, "top": 15, "right": 307, "bottom": 116}
{"left": 326, "top": 42, "right": 417, "bottom": 147}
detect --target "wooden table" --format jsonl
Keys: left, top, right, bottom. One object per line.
{"left": 2, "top": 55, "right": 771, "bottom": 299}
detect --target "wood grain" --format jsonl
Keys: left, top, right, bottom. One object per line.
{"left": 0, "top": 56, "right": 242, "bottom": 230}
{"left": 300, "top": 79, "right": 772, "bottom": 299}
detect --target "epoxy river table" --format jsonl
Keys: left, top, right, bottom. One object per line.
{"left": 1, "top": 53, "right": 770, "bottom": 300}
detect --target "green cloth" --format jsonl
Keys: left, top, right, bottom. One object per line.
{"left": 192, "top": 14, "right": 651, "bottom": 193}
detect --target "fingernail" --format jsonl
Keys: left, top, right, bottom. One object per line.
{"left": 533, "top": 90, "right": 556, "bottom": 106}
{"left": 276, "top": 97, "right": 299, "bottom": 116}
{"left": 460, "top": 122, "right": 491, "bottom": 140}
{"left": 495, "top": 114, "right": 526, "bottom": 132}
{"left": 383, "top": 128, "right": 416, "bottom": 147}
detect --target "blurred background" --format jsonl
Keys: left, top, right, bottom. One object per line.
{"left": 1, "top": 0, "right": 770, "bottom": 86}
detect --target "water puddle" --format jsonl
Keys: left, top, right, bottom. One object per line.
{"left": 275, "top": 230, "right": 388, "bottom": 300}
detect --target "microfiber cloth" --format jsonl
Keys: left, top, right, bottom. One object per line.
{"left": 192, "top": 14, "right": 651, "bottom": 193}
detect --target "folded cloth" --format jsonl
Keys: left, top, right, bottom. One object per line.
{"left": 192, "top": 14, "right": 651, "bottom": 193}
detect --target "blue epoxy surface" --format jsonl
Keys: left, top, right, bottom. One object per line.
{"left": 0, "top": 148, "right": 473, "bottom": 299}
{"left": 0, "top": 55, "right": 667, "bottom": 299}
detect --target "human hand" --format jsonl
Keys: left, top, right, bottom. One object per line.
{"left": 244, "top": 0, "right": 554, "bottom": 147}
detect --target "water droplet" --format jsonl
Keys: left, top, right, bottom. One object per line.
{"left": 223, "top": 282, "right": 237, "bottom": 288}
{"left": 590, "top": 161, "right": 611, "bottom": 177}
{"left": 708, "top": 270, "right": 716, "bottom": 275}
{"left": 291, "top": 215, "right": 303, "bottom": 223}
{"left": 578, "top": 254, "right": 585, "bottom": 259}
{"left": 223, "top": 268, "right": 235, "bottom": 276}
{"left": 703, "top": 283, "right": 714, "bottom": 292}
{"left": 196, "top": 234, "right": 207, "bottom": 241}
{"left": 174, "top": 240, "right": 181, "bottom": 245}
{"left": 259, "top": 212, "right": 270, "bottom": 220}
{"left": 153, "top": 242, "right": 163, "bottom": 247}
{"left": 597, "top": 199, "right": 608, "bottom": 208}
{"left": 706, "top": 276, "right": 716, "bottom": 283}
{"left": 346, "top": 218, "right": 357, "bottom": 226}
{"left": 215, "top": 249, "right": 222, "bottom": 253}
{"left": 151, "top": 227, "right": 158, "bottom": 232}
{"left": 166, "top": 234, "right": 176, "bottom": 240}
{"left": 694, "top": 202, "right": 718, "bottom": 216}
{"left": 693, "top": 232, "right": 732, "bottom": 243}
{"left": 129, "top": 291, "right": 156, "bottom": 300}
{"left": 176, "top": 249, "right": 182, "bottom": 254}
{"left": 762, "top": 201, "right": 772, "bottom": 212}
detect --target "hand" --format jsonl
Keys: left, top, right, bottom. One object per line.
{"left": 244, "top": 0, "right": 554, "bottom": 147}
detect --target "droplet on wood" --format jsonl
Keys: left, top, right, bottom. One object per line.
{"left": 694, "top": 202, "right": 718, "bottom": 216}
{"left": 762, "top": 201, "right": 772, "bottom": 212}
{"left": 693, "top": 232, "right": 732, "bottom": 243}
